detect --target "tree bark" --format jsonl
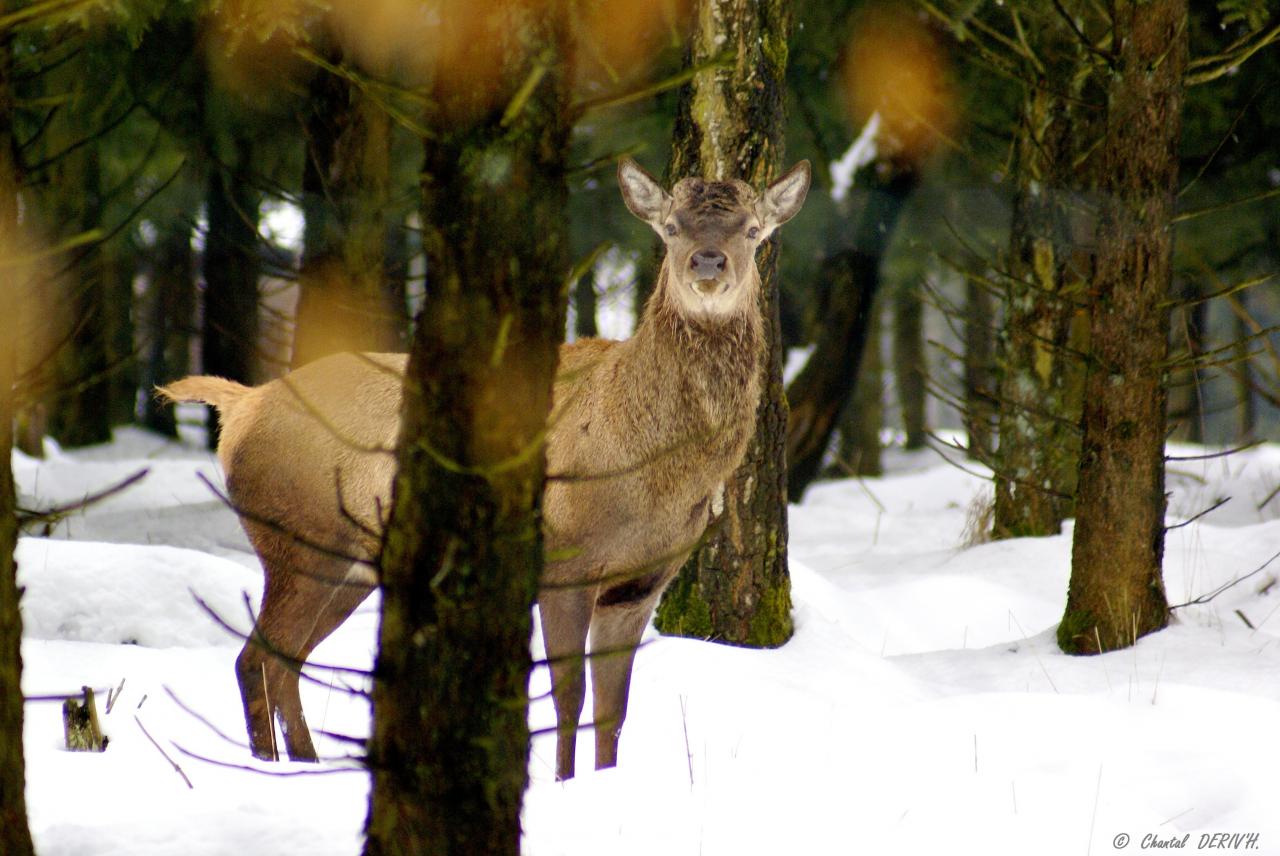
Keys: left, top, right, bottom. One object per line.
{"left": 652, "top": 0, "right": 794, "bottom": 647}
{"left": 291, "top": 54, "right": 398, "bottom": 368}
{"left": 573, "top": 269, "right": 598, "bottom": 339}
{"left": 103, "top": 240, "right": 138, "bottom": 426}
{"left": 1168, "top": 277, "right": 1207, "bottom": 444}
{"left": 362, "top": 5, "right": 570, "bottom": 854}
{"left": 1233, "top": 290, "right": 1255, "bottom": 443}
{"left": 963, "top": 275, "right": 995, "bottom": 461}
{"left": 837, "top": 297, "right": 883, "bottom": 477}
{"left": 141, "top": 215, "right": 196, "bottom": 436}
{"left": 785, "top": 166, "right": 916, "bottom": 499}
{"left": 1060, "top": 0, "right": 1186, "bottom": 655}
{"left": 891, "top": 279, "right": 926, "bottom": 450}
{"left": 991, "top": 23, "right": 1093, "bottom": 537}
{"left": 201, "top": 135, "right": 259, "bottom": 447}
{"left": 47, "top": 143, "right": 112, "bottom": 448}
{"left": 0, "top": 15, "right": 36, "bottom": 851}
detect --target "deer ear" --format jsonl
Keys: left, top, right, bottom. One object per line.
{"left": 618, "top": 158, "right": 670, "bottom": 225}
{"left": 760, "top": 160, "right": 811, "bottom": 231}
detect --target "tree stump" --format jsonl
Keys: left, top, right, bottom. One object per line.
{"left": 63, "top": 686, "right": 107, "bottom": 752}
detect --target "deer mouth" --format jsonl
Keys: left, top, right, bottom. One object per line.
{"left": 692, "top": 277, "right": 727, "bottom": 297}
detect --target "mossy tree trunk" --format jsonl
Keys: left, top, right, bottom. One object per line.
{"left": 891, "top": 280, "right": 926, "bottom": 450}
{"left": 201, "top": 134, "right": 259, "bottom": 448}
{"left": 0, "top": 16, "right": 36, "bottom": 852}
{"left": 291, "top": 51, "right": 398, "bottom": 368}
{"left": 362, "top": 5, "right": 570, "bottom": 854}
{"left": 653, "top": 0, "right": 794, "bottom": 647}
{"left": 786, "top": 165, "right": 917, "bottom": 498}
{"left": 991, "top": 12, "right": 1095, "bottom": 538}
{"left": 1059, "top": 0, "right": 1186, "bottom": 656}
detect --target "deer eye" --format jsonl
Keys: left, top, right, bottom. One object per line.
{"left": 665, "top": 223, "right": 678, "bottom": 237}
{"left": 747, "top": 226, "right": 760, "bottom": 240}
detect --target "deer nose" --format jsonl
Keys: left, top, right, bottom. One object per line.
{"left": 690, "top": 249, "right": 726, "bottom": 279}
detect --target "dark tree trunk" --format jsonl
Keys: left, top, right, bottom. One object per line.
{"left": 292, "top": 55, "right": 397, "bottom": 368}
{"left": 786, "top": 167, "right": 916, "bottom": 499}
{"left": 48, "top": 147, "right": 112, "bottom": 448}
{"left": 991, "top": 32, "right": 1093, "bottom": 537}
{"left": 141, "top": 215, "right": 196, "bottom": 436}
{"left": 891, "top": 280, "right": 926, "bottom": 450}
{"left": 652, "top": 0, "right": 794, "bottom": 647}
{"left": 382, "top": 217, "right": 411, "bottom": 351}
{"left": 573, "top": 269, "right": 598, "bottom": 339}
{"left": 0, "top": 19, "right": 36, "bottom": 851}
{"left": 1233, "top": 290, "right": 1255, "bottom": 442}
{"left": 1060, "top": 0, "right": 1186, "bottom": 655}
{"left": 104, "top": 241, "right": 138, "bottom": 426}
{"left": 963, "top": 276, "right": 995, "bottom": 461}
{"left": 201, "top": 135, "right": 259, "bottom": 447}
{"left": 1168, "top": 278, "right": 1208, "bottom": 444}
{"left": 837, "top": 298, "right": 883, "bottom": 477}
{"left": 362, "top": 6, "right": 570, "bottom": 854}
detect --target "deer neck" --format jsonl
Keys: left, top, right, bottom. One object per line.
{"left": 625, "top": 262, "right": 764, "bottom": 437}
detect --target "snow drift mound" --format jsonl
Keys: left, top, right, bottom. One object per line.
{"left": 16, "top": 538, "right": 261, "bottom": 648}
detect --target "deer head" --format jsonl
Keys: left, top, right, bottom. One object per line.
{"left": 618, "top": 158, "right": 811, "bottom": 319}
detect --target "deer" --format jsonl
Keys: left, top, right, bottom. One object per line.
{"left": 158, "top": 157, "right": 810, "bottom": 780}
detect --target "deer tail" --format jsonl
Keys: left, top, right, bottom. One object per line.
{"left": 154, "top": 376, "right": 252, "bottom": 414}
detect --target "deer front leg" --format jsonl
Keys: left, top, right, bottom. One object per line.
{"left": 539, "top": 588, "right": 593, "bottom": 780}
{"left": 588, "top": 566, "right": 672, "bottom": 771}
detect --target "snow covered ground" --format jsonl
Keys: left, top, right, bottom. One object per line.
{"left": 14, "top": 419, "right": 1280, "bottom": 855}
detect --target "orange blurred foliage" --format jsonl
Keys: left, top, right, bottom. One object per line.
{"left": 326, "top": 0, "right": 434, "bottom": 82}
{"left": 840, "top": 3, "right": 956, "bottom": 163}
{"left": 202, "top": 0, "right": 313, "bottom": 109}
{"left": 574, "top": 0, "right": 690, "bottom": 97}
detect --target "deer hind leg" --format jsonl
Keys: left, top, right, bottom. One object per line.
{"left": 538, "top": 587, "right": 594, "bottom": 781}
{"left": 588, "top": 566, "right": 673, "bottom": 771}
{"left": 237, "top": 550, "right": 375, "bottom": 762}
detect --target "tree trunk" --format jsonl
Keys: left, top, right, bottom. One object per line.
{"left": 1060, "top": 0, "right": 1186, "bottom": 655}
{"left": 891, "top": 280, "right": 926, "bottom": 450}
{"left": 382, "top": 217, "right": 411, "bottom": 351}
{"left": 201, "top": 135, "right": 259, "bottom": 447}
{"left": 573, "top": 269, "right": 598, "bottom": 339}
{"left": 785, "top": 166, "right": 916, "bottom": 499}
{"left": 362, "top": 6, "right": 570, "bottom": 854}
{"left": 963, "top": 276, "right": 995, "bottom": 461}
{"left": 141, "top": 215, "right": 196, "bottom": 436}
{"left": 0, "top": 17, "right": 36, "bottom": 851}
{"left": 47, "top": 145, "right": 112, "bottom": 448}
{"left": 991, "top": 33, "right": 1092, "bottom": 537}
{"left": 291, "top": 55, "right": 397, "bottom": 368}
{"left": 652, "top": 0, "right": 794, "bottom": 647}
{"left": 1167, "top": 278, "right": 1206, "bottom": 443}
{"left": 837, "top": 298, "right": 883, "bottom": 477}
{"left": 1233, "top": 290, "right": 1255, "bottom": 443}
{"left": 104, "top": 241, "right": 138, "bottom": 426}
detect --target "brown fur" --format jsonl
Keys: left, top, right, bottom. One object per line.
{"left": 159, "top": 158, "right": 810, "bottom": 777}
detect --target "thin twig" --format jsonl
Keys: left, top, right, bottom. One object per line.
{"left": 135, "top": 716, "right": 194, "bottom": 789}
{"left": 1169, "top": 549, "right": 1280, "bottom": 610}
{"left": 18, "top": 468, "right": 149, "bottom": 526}
{"left": 172, "top": 743, "right": 363, "bottom": 776}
